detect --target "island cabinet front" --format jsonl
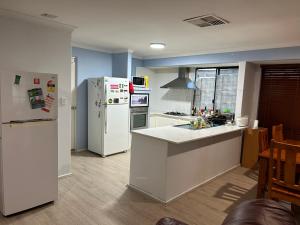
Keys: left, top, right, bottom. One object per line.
{"left": 129, "top": 129, "right": 243, "bottom": 203}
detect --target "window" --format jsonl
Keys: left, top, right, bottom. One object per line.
{"left": 194, "top": 67, "right": 238, "bottom": 113}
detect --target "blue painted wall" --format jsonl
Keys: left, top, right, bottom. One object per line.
{"left": 132, "top": 58, "right": 143, "bottom": 76}
{"left": 127, "top": 53, "right": 132, "bottom": 78}
{"left": 72, "top": 47, "right": 112, "bottom": 150}
{"left": 143, "top": 46, "right": 300, "bottom": 67}
{"left": 112, "top": 52, "right": 130, "bottom": 78}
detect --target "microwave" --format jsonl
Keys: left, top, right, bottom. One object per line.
{"left": 132, "top": 77, "right": 145, "bottom": 86}
{"left": 130, "top": 93, "right": 149, "bottom": 108}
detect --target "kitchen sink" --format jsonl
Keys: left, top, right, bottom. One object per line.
{"left": 174, "top": 123, "right": 215, "bottom": 130}
{"left": 173, "top": 124, "right": 192, "bottom": 129}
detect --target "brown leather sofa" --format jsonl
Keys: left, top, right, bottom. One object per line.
{"left": 156, "top": 199, "right": 297, "bottom": 225}
{"left": 156, "top": 217, "right": 188, "bottom": 225}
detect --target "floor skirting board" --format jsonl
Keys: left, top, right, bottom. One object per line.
{"left": 58, "top": 173, "right": 72, "bottom": 179}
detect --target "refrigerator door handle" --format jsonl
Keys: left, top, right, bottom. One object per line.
{"left": 104, "top": 84, "right": 107, "bottom": 103}
{"left": 104, "top": 105, "right": 107, "bottom": 134}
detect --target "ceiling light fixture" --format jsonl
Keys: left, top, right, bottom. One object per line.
{"left": 150, "top": 43, "right": 166, "bottom": 49}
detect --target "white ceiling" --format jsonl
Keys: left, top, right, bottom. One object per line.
{"left": 1, "top": 0, "right": 300, "bottom": 59}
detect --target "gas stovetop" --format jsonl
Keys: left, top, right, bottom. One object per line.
{"left": 164, "top": 112, "right": 187, "bottom": 116}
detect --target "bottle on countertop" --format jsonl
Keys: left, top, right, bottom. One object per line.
{"left": 191, "top": 106, "right": 196, "bottom": 116}
{"left": 198, "top": 108, "right": 202, "bottom": 117}
{"left": 144, "top": 76, "right": 149, "bottom": 88}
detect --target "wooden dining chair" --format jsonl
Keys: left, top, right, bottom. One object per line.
{"left": 256, "top": 128, "right": 269, "bottom": 198}
{"left": 267, "top": 140, "right": 300, "bottom": 206}
{"left": 272, "top": 124, "right": 284, "bottom": 141}
{"left": 259, "top": 128, "right": 269, "bottom": 153}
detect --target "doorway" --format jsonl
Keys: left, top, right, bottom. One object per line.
{"left": 71, "top": 57, "right": 77, "bottom": 150}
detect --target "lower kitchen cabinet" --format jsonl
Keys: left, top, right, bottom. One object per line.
{"left": 149, "top": 116, "right": 156, "bottom": 128}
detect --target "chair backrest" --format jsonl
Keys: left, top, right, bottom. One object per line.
{"left": 272, "top": 124, "right": 284, "bottom": 141}
{"left": 258, "top": 128, "right": 269, "bottom": 153}
{"left": 268, "top": 140, "right": 300, "bottom": 191}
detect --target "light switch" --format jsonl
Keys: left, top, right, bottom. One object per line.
{"left": 60, "top": 97, "right": 67, "bottom": 106}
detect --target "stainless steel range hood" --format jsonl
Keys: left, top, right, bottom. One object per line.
{"left": 160, "top": 68, "right": 196, "bottom": 89}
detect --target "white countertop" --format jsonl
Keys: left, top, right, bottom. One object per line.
{"left": 132, "top": 125, "right": 245, "bottom": 144}
{"left": 150, "top": 112, "right": 197, "bottom": 121}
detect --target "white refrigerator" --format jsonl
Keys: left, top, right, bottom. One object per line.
{"left": 0, "top": 71, "right": 58, "bottom": 216}
{"left": 88, "top": 77, "right": 130, "bottom": 157}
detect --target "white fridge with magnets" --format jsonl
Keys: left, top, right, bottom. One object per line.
{"left": 88, "top": 77, "right": 130, "bottom": 157}
{"left": 0, "top": 71, "right": 58, "bottom": 216}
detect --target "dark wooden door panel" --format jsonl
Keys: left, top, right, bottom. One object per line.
{"left": 258, "top": 65, "right": 300, "bottom": 140}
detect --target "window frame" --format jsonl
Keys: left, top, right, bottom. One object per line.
{"left": 193, "top": 66, "right": 239, "bottom": 112}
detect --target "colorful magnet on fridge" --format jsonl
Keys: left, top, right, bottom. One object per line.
{"left": 28, "top": 88, "right": 45, "bottom": 109}
{"left": 14, "top": 75, "right": 21, "bottom": 85}
{"left": 34, "top": 78, "right": 40, "bottom": 85}
{"left": 47, "top": 80, "right": 56, "bottom": 93}
{"left": 41, "top": 94, "right": 55, "bottom": 112}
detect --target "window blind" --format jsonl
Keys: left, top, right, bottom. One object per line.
{"left": 258, "top": 65, "right": 300, "bottom": 140}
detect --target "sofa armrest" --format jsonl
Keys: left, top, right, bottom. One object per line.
{"left": 156, "top": 217, "right": 189, "bottom": 225}
{"left": 222, "top": 199, "right": 296, "bottom": 225}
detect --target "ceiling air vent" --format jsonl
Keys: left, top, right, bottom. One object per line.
{"left": 184, "top": 14, "right": 229, "bottom": 28}
{"left": 40, "top": 13, "right": 58, "bottom": 19}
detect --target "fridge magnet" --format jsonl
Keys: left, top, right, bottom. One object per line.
{"left": 28, "top": 88, "right": 45, "bottom": 109}
{"left": 14, "top": 75, "right": 21, "bottom": 85}
{"left": 42, "top": 94, "right": 55, "bottom": 113}
{"left": 34, "top": 78, "right": 40, "bottom": 85}
{"left": 47, "top": 80, "right": 56, "bottom": 93}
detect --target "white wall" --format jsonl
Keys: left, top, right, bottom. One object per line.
{"left": 0, "top": 14, "right": 73, "bottom": 176}
{"left": 235, "top": 62, "right": 261, "bottom": 126}
{"left": 136, "top": 67, "right": 194, "bottom": 114}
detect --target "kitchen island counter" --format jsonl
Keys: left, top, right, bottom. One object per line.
{"left": 132, "top": 125, "right": 244, "bottom": 144}
{"left": 129, "top": 125, "right": 244, "bottom": 203}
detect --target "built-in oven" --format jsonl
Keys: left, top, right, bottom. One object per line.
{"left": 130, "top": 107, "right": 149, "bottom": 130}
{"left": 130, "top": 93, "right": 149, "bottom": 130}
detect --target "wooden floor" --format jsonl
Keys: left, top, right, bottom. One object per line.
{"left": 0, "top": 150, "right": 259, "bottom": 225}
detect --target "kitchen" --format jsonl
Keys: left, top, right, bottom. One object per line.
{"left": 128, "top": 64, "right": 250, "bottom": 202}
{"left": 136, "top": 67, "right": 239, "bottom": 128}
